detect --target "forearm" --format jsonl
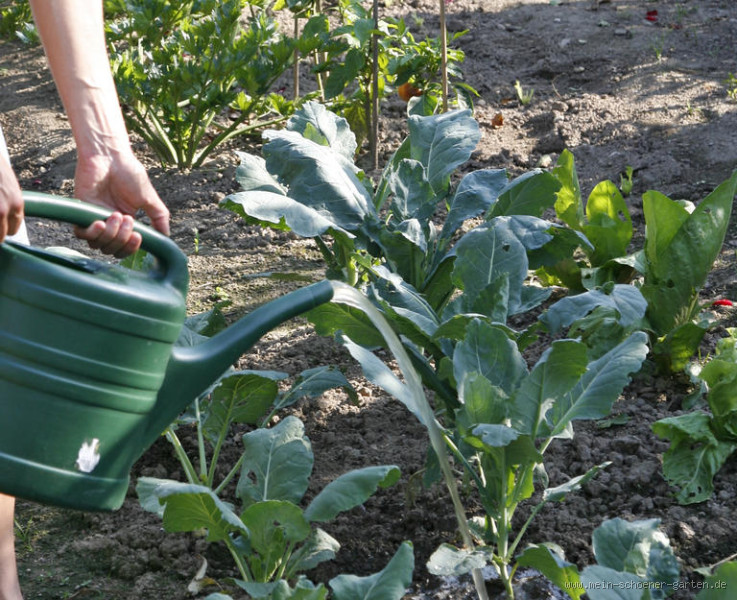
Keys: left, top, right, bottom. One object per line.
{"left": 29, "top": 0, "right": 130, "bottom": 161}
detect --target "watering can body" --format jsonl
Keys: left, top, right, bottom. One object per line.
{"left": 0, "top": 192, "right": 334, "bottom": 511}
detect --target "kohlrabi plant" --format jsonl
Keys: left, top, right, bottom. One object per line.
{"left": 138, "top": 416, "right": 413, "bottom": 599}
{"left": 221, "top": 104, "right": 656, "bottom": 598}
{"left": 135, "top": 309, "right": 416, "bottom": 598}
{"left": 520, "top": 517, "right": 679, "bottom": 599}
{"left": 108, "top": 0, "right": 296, "bottom": 168}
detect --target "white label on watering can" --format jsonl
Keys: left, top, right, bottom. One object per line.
{"left": 75, "top": 438, "right": 101, "bottom": 473}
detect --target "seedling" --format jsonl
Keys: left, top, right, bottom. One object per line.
{"left": 514, "top": 79, "right": 534, "bottom": 105}
{"left": 724, "top": 73, "right": 737, "bottom": 101}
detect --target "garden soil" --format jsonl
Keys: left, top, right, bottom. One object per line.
{"left": 2, "top": 0, "right": 737, "bottom": 598}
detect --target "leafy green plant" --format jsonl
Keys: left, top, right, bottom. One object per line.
{"left": 134, "top": 309, "right": 417, "bottom": 597}
{"left": 653, "top": 328, "right": 737, "bottom": 504}
{"left": 0, "top": 0, "right": 37, "bottom": 44}
{"left": 547, "top": 151, "right": 737, "bottom": 373}
{"left": 139, "top": 416, "right": 413, "bottom": 599}
{"left": 386, "top": 17, "right": 476, "bottom": 116}
{"left": 221, "top": 104, "right": 659, "bottom": 598}
{"left": 513, "top": 80, "right": 534, "bottom": 106}
{"left": 108, "top": 0, "right": 296, "bottom": 168}
{"left": 521, "top": 518, "right": 679, "bottom": 599}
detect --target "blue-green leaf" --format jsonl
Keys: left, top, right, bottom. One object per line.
{"left": 305, "top": 465, "right": 400, "bottom": 522}
{"left": 237, "top": 416, "right": 313, "bottom": 507}
{"left": 329, "top": 541, "right": 414, "bottom": 600}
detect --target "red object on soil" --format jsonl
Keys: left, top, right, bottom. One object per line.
{"left": 645, "top": 10, "right": 658, "bottom": 22}
{"left": 712, "top": 299, "right": 734, "bottom": 307}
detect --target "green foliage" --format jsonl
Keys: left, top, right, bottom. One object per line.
{"left": 547, "top": 150, "right": 737, "bottom": 373}
{"left": 653, "top": 329, "right": 737, "bottom": 504}
{"left": 519, "top": 518, "right": 679, "bottom": 599}
{"left": 136, "top": 307, "right": 416, "bottom": 597}
{"left": 0, "top": 0, "right": 37, "bottom": 44}
{"left": 139, "top": 416, "right": 412, "bottom": 598}
{"left": 108, "top": 0, "right": 296, "bottom": 168}
{"left": 224, "top": 105, "right": 657, "bottom": 598}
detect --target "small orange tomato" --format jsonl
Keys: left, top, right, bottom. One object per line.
{"left": 397, "top": 82, "right": 422, "bottom": 102}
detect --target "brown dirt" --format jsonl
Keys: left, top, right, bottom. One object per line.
{"left": 2, "top": 0, "right": 737, "bottom": 598}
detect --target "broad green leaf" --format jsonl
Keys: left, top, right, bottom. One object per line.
{"left": 583, "top": 180, "right": 632, "bottom": 266}
{"left": 652, "top": 412, "right": 737, "bottom": 504}
{"left": 652, "top": 321, "right": 710, "bottom": 374}
{"left": 546, "top": 333, "right": 649, "bottom": 438}
{"left": 643, "top": 172, "right": 737, "bottom": 334}
{"left": 696, "top": 561, "right": 737, "bottom": 599}
{"left": 452, "top": 216, "right": 551, "bottom": 314}
{"left": 286, "top": 528, "right": 341, "bottom": 575}
{"left": 457, "top": 372, "right": 509, "bottom": 429}
{"left": 233, "top": 151, "right": 285, "bottom": 194}
{"left": 371, "top": 268, "right": 440, "bottom": 340}
{"left": 553, "top": 149, "right": 585, "bottom": 230}
{"left": 341, "top": 336, "right": 430, "bottom": 429}
{"left": 204, "top": 373, "right": 281, "bottom": 443}
{"left": 426, "top": 544, "right": 488, "bottom": 576}
{"left": 237, "top": 416, "right": 314, "bottom": 507}
{"left": 286, "top": 101, "right": 358, "bottom": 160}
{"left": 377, "top": 220, "right": 427, "bottom": 287}
{"left": 407, "top": 109, "right": 480, "bottom": 194}
{"left": 137, "top": 478, "right": 248, "bottom": 542}
{"left": 308, "top": 302, "right": 386, "bottom": 349}
{"left": 305, "top": 465, "right": 400, "bottom": 522}
{"left": 511, "top": 340, "right": 589, "bottom": 437}
{"left": 702, "top": 359, "right": 737, "bottom": 439}
{"left": 277, "top": 366, "right": 356, "bottom": 410}
{"left": 579, "top": 565, "right": 644, "bottom": 600}
{"left": 241, "top": 500, "right": 311, "bottom": 555}
{"left": 329, "top": 541, "right": 414, "bottom": 600}
{"left": 517, "top": 544, "right": 583, "bottom": 600}
{"left": 592, "top": 518, "right": 679, "bottom": 593}
{"left": 471, "top": 423, "right": 520, "bottom": 447}
{"left": 222, "top": 192, "right": 354, "bottom": 238}
{"left": 453, "top": 319, "right": 528, "bottom": 397}
{"left": 441, "top": 168, "right": 509, "bottom": 242}
{"left": 541, "top": 285, "right": 647, "bottom": 334}
{"left": 262, "top": 130, "right": 375, "bottom": 230}
{"left": 488, "top": 170, "right": 561, "bottom": 219}
{"left": 387, "top": 159, "right": 437, "bottom": 222}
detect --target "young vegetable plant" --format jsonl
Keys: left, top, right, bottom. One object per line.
{"left": 653, "top": 328, "right": 737, "bottom": 504}
{"left": 107, "top": 0, "right": 296, "bottom": 168}
{"left": 136, "top": 309, "right": 415, "bottom": 598}
{"left": 546, "top": 151, "right": 737, "bottom": 373}
{"left": 520, "top": 517, "right": 679, "bottom": 599}
{"left": 139, "top": 416, "right": 413, "bottom": 599}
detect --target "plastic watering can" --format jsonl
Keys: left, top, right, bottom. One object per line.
{"left": 0, "top": 192, "right": 335, "bottom": 511}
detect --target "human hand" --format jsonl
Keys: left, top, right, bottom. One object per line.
{"left": 73, "top": 151, "right": 170, "bottom": 258}
{"left": 0, "top": 157, "right": 24, "bottom": 243}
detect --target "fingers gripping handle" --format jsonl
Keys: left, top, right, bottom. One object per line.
{"left": 20, "top": 191, "right": 189, "bottom": 293}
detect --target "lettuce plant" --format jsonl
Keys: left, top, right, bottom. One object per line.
{"left": 546, "top": 151, "right": 737, "bottom": 373}
{"left": 653, "top": 329, "right": 737, "bottom": 504}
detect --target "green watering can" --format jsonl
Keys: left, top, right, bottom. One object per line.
{"left": 0, "top": 192, "right": 334, "bottom": 511}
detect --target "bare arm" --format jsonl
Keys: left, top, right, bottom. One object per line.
{"left": 29, "top": 0, "right": 169, "bottom": 255}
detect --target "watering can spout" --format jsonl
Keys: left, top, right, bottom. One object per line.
{"left": 142, "top": 279, "right": 335, "bottom": 451}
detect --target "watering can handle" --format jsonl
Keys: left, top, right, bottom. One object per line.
{"left": 21, "top": 191, "right": 189, "bottom": 293}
